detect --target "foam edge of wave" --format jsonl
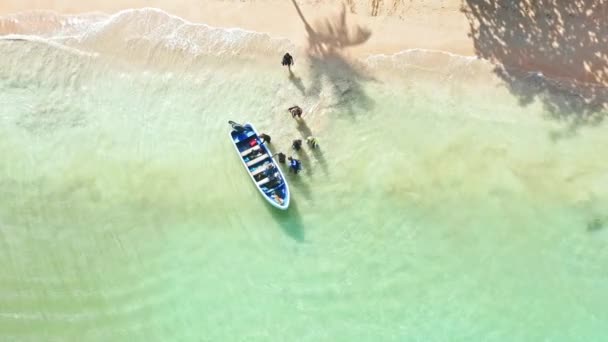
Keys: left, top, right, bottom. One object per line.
{"left": 0, "top": 34, "right": 98, "bottom": 58}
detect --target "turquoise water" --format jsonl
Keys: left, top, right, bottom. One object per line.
{"left": 1, "top": 9, "right": 608, "bottom": 341}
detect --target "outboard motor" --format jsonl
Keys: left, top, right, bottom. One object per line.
{"left": 228, "top": 120, "right": 246, "bottom": 133}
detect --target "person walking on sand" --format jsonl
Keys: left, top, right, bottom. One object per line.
{"left": 282, "top": 52, "right": 294, "bottom": 71}
{"left": 288, "top": 105, "right": 303, "bottom": 119}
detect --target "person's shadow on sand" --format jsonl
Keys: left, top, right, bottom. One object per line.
{"left": 289, "top": 70, "right": 306, "bottom": 95}
{"left": 293, "top": 120, "right": 330, "bottom": 175}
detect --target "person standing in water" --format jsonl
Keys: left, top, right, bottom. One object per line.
{"left": 292, "top": 139, "right": 302, "bottom": 151}
{"left": 306, "top": 136, "right": 317, "bottom": 149}
{"left": 260, "top": 133, "right": 271, "bottom": 144}
{"left": 275, "top": 152, "right": 286, "bottom": 164}
{"left": 288, "top": 105, "right": 303, "bottom": 119}
{"left": 288, "top": 156, "right": 302, "bottom": 174}
{"left": 282, "top": 53, "right": 294, "bottom": 71}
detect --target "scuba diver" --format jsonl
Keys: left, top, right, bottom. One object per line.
{"left": 288, "top": 105, "right": 303, "bottom": 119}
{"left": 275, "top": 152, "right": 286, "bottom": 164}
{"left": 292, "top": 139, "right": 302, "bottom": 151}
{"left": 287, "top": 156, "right": 302, "bottom": 174}
{"left": 282, "top": 52, "right": 294, "bottom": 70}
{"left": 306, "top": 136, "right": 317, "bottom": 149}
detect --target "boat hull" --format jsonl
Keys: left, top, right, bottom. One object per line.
{"left": 229, "top": 122, "right": 290, "bottom": 210}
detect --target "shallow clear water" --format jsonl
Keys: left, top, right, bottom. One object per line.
{"left": 1, "top": 9, "right": 608, "bottom": 341}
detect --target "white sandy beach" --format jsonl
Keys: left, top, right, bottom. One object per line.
{"left": 3, "top": 0, "right": 607, "bottom": 87}
{"left": 1, "top": 0, "right": 475, "bottom": 60}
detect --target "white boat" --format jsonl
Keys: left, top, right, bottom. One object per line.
{"left": 228, "top": 121, "right": 290, "bottom": 210}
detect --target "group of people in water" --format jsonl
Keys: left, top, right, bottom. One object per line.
{"left": 257, "top": 52, "right": 319, "bottom": 175}
{"left": 260, "top": 103, "right": 317, "bottom": 175}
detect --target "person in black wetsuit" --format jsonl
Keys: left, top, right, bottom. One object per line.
{"left": 288, "top": 105, "right": 303, "bottom": 119}
{"left": 282, "top": 53, "right": 294, "bottom": 71}
{"left": 260, "top": 133, "right": 271, "bottom": 144}
{"left": 229, "top": 120, "right": 246, "bottom": 132}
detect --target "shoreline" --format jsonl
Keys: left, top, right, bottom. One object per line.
{"left": 0, "top": 0, "right": 474, "bottom": 58}
{"left": 1, "top": 0, "right": 607, "bottom": 91}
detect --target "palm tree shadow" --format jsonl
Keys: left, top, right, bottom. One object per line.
{"left": 290, "top": 0, "right": 375, "bottom": 117}
{"left": 309, "top": 53, "right": 375, "bottom": 119}
{"left": 267, "top": 199, "right": 305, "bottom": 242}
{"left": 462, "top": 0, "right": 608, "bottom": 139}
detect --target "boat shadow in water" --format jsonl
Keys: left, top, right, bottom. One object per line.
{"left": 587, "top": 217, "right": 605, "bottom": 232}
{"left": 267, "top": 199, "right": 306, "bottom": 242}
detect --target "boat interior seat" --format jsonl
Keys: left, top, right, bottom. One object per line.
{"left": 234, "top": 132, "right": 255, "bottom": 144}
{"left": 265, "top": 182, "right": 283, "bottom": 193}
{"left": 246, "top": 154, "right": 269, "bottom": 167}
{"left": 241, "top": 145, "right": 260, "bottom": 157}
{"left": 251, "top": 163, "right": 270, "bottom": 177}
{"left": 258, "top": 172, "right": 282, "bottom": 187}
{"left": 257, "top": 177, "right": 271, "bottom": 186}
{"left": 257, "top": 172, "right": 280, "bottom": 187}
